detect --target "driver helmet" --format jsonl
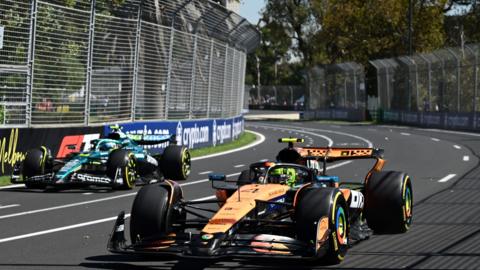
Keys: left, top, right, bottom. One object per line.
{"left": 99, "top": 141, "right": 117, "bottom": 151}
{"left": 268, "top": 167, "right": 297, "bottom": 187}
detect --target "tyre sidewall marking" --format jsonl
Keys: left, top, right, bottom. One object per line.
{"left": 402, "top": 176, "right": 412, "bottom": 229}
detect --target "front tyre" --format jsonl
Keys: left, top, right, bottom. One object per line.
{"left": 129, "top": 182, "right": 184, "bottom": 244}
{"left": 107, "top": 149, "right": 136, "bottom": 190}
{"left": 160, "top": 145, "right": 191, "bottom": 180}
{"left": 364, "top": 171, "right": 413, "bottom": 233}
{"left": 295, "top": 188, "right": 348, "bottom": 264}
{"left": 23, "top": 147, "right": 51, "bottom": 189}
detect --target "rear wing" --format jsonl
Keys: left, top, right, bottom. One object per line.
{"left": 297, "top": 147, "right": 384, "bottom": 161}
{"left": 278, "top": 137, "right": 383, "bottom": 161}
{"left": 108, "top": 125, "right": 176, "bottom": 145}
{"left": 127, "top": 134, "right": 175, "bottom": 145}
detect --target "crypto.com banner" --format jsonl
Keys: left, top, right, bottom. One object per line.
{"left": 104, "top": 115, "right": 245, "bottom": 154}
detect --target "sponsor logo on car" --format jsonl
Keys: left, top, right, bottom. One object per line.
{"left": 73, "top": 173, "right": 111, "bottom": 184}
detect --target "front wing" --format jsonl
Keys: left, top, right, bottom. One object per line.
{"left": 108, "top": 212, "right": 329, "bottom": 260}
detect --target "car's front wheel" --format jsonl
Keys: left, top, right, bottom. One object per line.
{"left": 295, "top": 187, "right": 349, "bottom": 264}
{"left": 107, "top": 149, "right": 136, "bottom": 190}
{"left": 23, "top": 147, "right": 51, "bottom": 189}
{"left": 129, "top": 182, "right": 184, "bottom": 244}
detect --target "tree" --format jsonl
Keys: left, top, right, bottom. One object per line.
{"left": 315, "top": 0, "right": 447, "bottom": 66}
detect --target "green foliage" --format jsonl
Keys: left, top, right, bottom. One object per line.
{"left": 246, "top": 0, "right": 463, "bottom": 87}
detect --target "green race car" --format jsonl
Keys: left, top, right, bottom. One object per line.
{"left": 11, "top": 126, "right": 191, "bottom": 190}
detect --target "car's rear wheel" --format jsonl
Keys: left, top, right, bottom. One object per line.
{"left": 23, "top": 147, "right": 51, "bottom": 189}
{"left": 107, "top": 149, "right": 136, "bottom": 190}
{"left": 130, "top": 182, "right": 184, "bottom": 244}
{"left": 295, "top": 187, "right": 348, "bottom": 264}
{"left": 364, "top": 171, "right": 413, "bottom": 233}
{"left": 160, "top": 145, "right": 190, "bottom": 180}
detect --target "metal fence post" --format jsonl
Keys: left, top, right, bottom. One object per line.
{"left": 384, "top": 61, "right": 391, "bottom": 110}
{"left": 353, "top": 68, "right": 358, "bottom": 109}
{"left": 447, "top": 48, "right": 461, "bottom": 112}
{"left": 230, "top": 49, "right": 237, "bottom": 117}
{"left": 466, "top": 45, "right": 478, "bottom": 127}
{"left": 206, "top": 39, "right": 214, "bottom": 118}
{"left": 84, "top": 0, "right": 96, "bottom": 126}
{"left": 475, "top": 50, "right": 478, "bottom": 127}
{"left": 131, "top": 5, "right": 142, "bottom": 122}
{"left": 419, "top": 54, "right": 432, "bottom": 111}
{"left": 188, "top": 34, "right": 199, "bottom": 119}
{"left": 164, "top": 28, "right": 175, "bottom": 120}
{"left": 165, "top": 0, "right": 194, "bottom": 120}
{"left": 222, "top": 45, "right": 229, "bottom": 117}
{"left": 26, "top": 0, "right": 38, "bottom": 127}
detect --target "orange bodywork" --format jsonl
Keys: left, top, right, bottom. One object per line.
{"left": 202, "top": 184, "right": 290, "bottom": 234}
{"left": 365, "top": 157, "right": 386, "bottom": 184}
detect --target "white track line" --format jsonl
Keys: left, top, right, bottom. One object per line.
{"left": 400, "top": 132, "right": 411, "bottom": 136}
{"left": 0, "top": 193, "right": 137, "bottom": 220}
{"left": 0, "top": 214, "right": 130, "bottom": 244}
{"left": 0, "top": 157, "right": 356, "bottom": 243}
{"left": 463, "top": 156, "right": 470, "bottom": 161}
{"left": 0, "top": 204, "right": 20, "bottom": 210}
{"left": 0, "top": 194, "right": 215, "bottom": 244}
{"left": 198, "top": 171, "right": 213, "bottom": 175}
{"left": 431, "top": 138, "right": 440, "bottom": 142}
{"left": 438, "top": 174, "right": 456, "bottom": 183}
{"left": 191, "top": 130, "right": 265, "bottom": 161}
{"left": 0, "top": 184, "right": 24, "bottom": 190}
{"left": 249, "top": 123, "right": 373, "bottom": 148}
{"left": 234, "top": 164, "right": 245, "bottom": 168}
{"left": 453, "top": 145, "right": 461, "bottom": 149}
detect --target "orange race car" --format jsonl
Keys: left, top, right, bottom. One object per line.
{"left": 108, "top": 138, "right": 412, "bottom": 264}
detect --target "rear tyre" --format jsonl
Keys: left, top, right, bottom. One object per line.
{"left": 295, "top": 188, "right": 348, "bottom": 264}
{"left": 160, "top": 145, "right": 191, "bottom": 180}
{"left": 107, "top": 149, "right": 136, "bottom": 190}
{"left": 364, "top": 171, "right": 413, "bottom": 233}
{"left": 23, "top": 147, "right": 50, "bottom": 189}
{"left": 130, "top": 182, "right": 184, "bottom": 244}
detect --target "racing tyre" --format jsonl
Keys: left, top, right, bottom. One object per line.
{"left": 22, "top": 147, "right": 51, "bottom": 189}
{"left": 160, "top": 145, "right": 191, "bottom": 180}
{"left": 364, "top": 171, "right": 413, "bottom": 233}
{"left": 107, "top": 149, "right": 136, "bottom": 190}
{"left": 130, "top": 182, "right": 184, "bottom": 244}
{"left": 295, "top": 188, "right": 348, "bottom": 264}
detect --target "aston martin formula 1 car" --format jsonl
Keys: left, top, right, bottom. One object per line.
{"left": 108, "top": 138, "right": 412, "bottom": 264}
{"left": 11, "top": 126, "right": 191, "bottom": 190}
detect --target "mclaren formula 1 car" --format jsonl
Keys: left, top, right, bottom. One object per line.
{"left": 108, "top": 138, "right": 412, "bottom": 264}
{"left": 11, "top": 126, "right": 191, "bottom": 190}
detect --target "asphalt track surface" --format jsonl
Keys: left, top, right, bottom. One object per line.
{"left": 0, "top": 121, "right": 479, "bottom": 269}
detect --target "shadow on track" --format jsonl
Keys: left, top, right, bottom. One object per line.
{"left": 83, "top": 254, "right": 388, "bottom": 270}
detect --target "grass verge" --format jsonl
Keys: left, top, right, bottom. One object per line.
{"left": 190, "top": 130, "right": 257, "bottom": 158}
{"left": 0, "top": 175, "right": 10, "bottom": 187}
{"left": 0, "top": 131, "right": 259, "bottom": 187}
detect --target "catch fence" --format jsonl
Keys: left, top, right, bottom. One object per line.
{"left": 0, "top": 0, "right": 259, "bottom": 127}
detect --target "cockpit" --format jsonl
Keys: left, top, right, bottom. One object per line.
{"left": 91, "top": 140, "right": 119, "bottom": 152}
{"left": 264, "top": 164, "right": 310, "bottom": 187}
